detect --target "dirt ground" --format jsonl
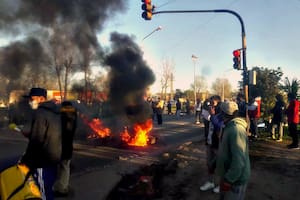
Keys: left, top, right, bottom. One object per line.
{"left": 157, "top": 137, "right": 300, "bottom": 200}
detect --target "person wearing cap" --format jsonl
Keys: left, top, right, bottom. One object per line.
{"left": 216, "top": 101, "right": 250, "bottom": 200}
{"left": 21, "top": 87, "right": 62, "bottom": 200}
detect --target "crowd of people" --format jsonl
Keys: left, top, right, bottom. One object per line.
{"left": 148, "top": 91, "right": 299, "bottom": 199}
{"left": 1, "top": 89, "right": 299, "bottom": 200}
{"left": 198, "top": 95, "right": 250, "bottom": 199}
{"left": 201, "top": 92, "right": 299, "bottom": 199}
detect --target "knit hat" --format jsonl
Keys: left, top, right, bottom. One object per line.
{"left": 220, "top": 101, "right": 238, "bottom": 116}
{"left": 24, "top": 88, "right": 47, "bottom": 98}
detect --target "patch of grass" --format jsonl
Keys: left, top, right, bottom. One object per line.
{"left": 258, "top": 124, "right": 300, "bottom": 143}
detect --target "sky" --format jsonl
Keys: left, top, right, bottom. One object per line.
{"left": 1, "top": 0, "right": 300, "bottom": 94}
{"left": 97, "top": 0, "right": 300, "bottom": 93}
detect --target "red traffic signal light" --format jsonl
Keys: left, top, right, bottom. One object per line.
{"left": 233, "top": 50, "right": 240, "bottom": 57}
{"left": 233, "top": 50, "right": 241, "bottom": 70}
{"left": 141, "top": 0, "right": 153, "bottom": 20}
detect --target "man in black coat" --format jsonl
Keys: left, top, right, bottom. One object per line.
{"left": 270, "top": 94, "right": 286, "bottom": 142}
{"left": 21, "top": 87, "right": 62, "bottom": 200}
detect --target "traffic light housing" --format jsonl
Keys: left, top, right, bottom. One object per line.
{"left": 233, "top": 50, "right": 241, "bottom": 70}
{"left": 141, "top": 0, "right": 153, "bottom": 20}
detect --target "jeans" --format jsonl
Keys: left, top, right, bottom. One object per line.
{"left": 195, "top": 111, "right": 201, "bottom": 123}
{"left": 250, "top": 118, "right": 258, "bottom": 137}
{"left": 53, "top": 159, "right": 71, "bottom": 194}
{"left": 271, "top": 122, "right": 284, "bottom": 140}
{"left": 220, "top": 184, "right": 247, "bottom": 200}
{"left": 288, "top": 123, "right": 298, "bottom": 146}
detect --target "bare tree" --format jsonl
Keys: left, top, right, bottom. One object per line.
{"left": 211, "top": 78, "right": 232, "bottom": 101}
{"left": 49, "top": 23, "right": 80, "bottom": 101}
{"left": 79, "top": 48, "right": 94, "bottom": 104}
{"left": 190, "top": 75, "right": 208, "bottom": 98}
{"left": 160, "top": 58, "right": 175, "bottom": 99}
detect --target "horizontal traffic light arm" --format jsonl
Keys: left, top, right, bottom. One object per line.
{"left": 152, "top": 9, "right": 245, "bottom": 38}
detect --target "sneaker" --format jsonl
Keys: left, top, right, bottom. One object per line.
{"left": 200, "top": 181, "right": 215, "bottom": 191}
{"left": 272, "top": 135, "right": 276, "bottom": 140}
{"left": 213, "top": 186, "right": 220, "bottom": 193}
{"left": 276, "top": 139, "right": 282, "bottom": 142}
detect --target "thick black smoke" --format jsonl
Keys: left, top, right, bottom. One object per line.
{"left": 0, "top": 0, "right": 127, "bottom": 81}
{"left": 0, "top": 37, "right": 49, "bottom": 79}
{"left": 104, "top": 32, "right": 155, "bottom": 120}
{"left": 0, "top": 0, "right": 126, "bottom": 31}
{"left": 0, "top": 1, "right": 155, "bottom": 127}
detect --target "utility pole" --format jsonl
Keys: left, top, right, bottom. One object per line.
{"left": 192, "top": 54, "right": 198, "bottom": 104}
{"left": 170, "top": 73, "right": 174, "bottom": 100}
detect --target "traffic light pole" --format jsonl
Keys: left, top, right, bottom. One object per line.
{"left": 152, "top": 9, "right": 249, "bottom": 105}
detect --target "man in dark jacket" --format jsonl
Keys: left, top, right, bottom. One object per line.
{"left": 53, "top": 101, "right": 77, "bottom": 196}
{"left": 21, "top": 87, "right": 62, "bottom": 200}
{"left": 270, "top": 94, "right": 286, "bottom": 142}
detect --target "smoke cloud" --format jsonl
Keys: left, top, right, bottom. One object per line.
{"left": 0, "top": 0, "right": 127, "bottom": 81}
{"left": 104, "top": 32, "right": 155, "bottom": 121}
{"left": 0, "top": 0, "right": 156, "bottom": 130}
{"left": 0, "top": 37, "right": 49, "bottom": 79}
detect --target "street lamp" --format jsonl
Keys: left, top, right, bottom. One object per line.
{"left": 191, "top": 54, "right": 198, "bottom": 104}
{"left": 142, "top": 26, "right": 162, "bottom": 41}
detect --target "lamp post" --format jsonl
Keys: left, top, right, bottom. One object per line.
{"left": 142, "top": 26, "right": 162, "bottom": 41}
{"left": 192, "top": 54, "right": 198, "bottom": 104}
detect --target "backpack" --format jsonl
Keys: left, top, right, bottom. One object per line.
{"left": 0, "top": 164, "right": 42, "bottom": 200}
{"left": 60, "top": 101, "right": 77, "bottom": 160}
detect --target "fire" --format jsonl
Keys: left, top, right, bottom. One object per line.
{"left": 87, "top": 118, "right": 111, "bottom": 138}
{"left": 120, "top": 119, "right": 153, "bottom": 147}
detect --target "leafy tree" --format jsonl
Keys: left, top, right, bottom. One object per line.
{"left": 249, "top": 66, "right": 283, "bottom": 117}
{"left": 174, "top": 89, "right": 184, "bottom": 100}
{"left": 281, "top": 77, "right": 300, "bottom": 97}
{"left": 183, "top": 89, "right": 194, "bottom": 101}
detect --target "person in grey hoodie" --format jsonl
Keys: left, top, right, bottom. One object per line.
{"left": 217, "top": 101, "right": 250, "bottom": 200}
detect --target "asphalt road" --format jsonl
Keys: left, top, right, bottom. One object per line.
{"left": 0, "top": 114, "right": 203, "bottom": 169}
{"left": 72, "top": 114, "right": 203, "bottom": 170}
{"left": 0, "top": 114, "right": 204, "bottom": 199}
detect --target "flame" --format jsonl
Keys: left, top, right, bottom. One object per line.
{"left": 120, "top": 119, "right": 153, "bottom": 147}
{"left": 87, "top": 118, "right": 111, "bottom": 138}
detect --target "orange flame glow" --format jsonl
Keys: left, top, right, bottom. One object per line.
{"left": 87, "top": 118, "right": 111, "bottom": 138}
{"left": 120, "top": 119, "right": 153, "bottom": 147}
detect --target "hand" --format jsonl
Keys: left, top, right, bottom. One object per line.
{"left": 9, "top": 123, "right": 17, "bottom": 130}
{"left": 220, "top": 180, "right": 232, "bottom": 192}
{"left": 9, "top": 123, "right": 22, "bottom": 132}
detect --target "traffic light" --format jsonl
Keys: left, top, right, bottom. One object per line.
{"left": 233, "top": 49, "right": 241, "bottom": 70}
{"left": 141, "top": 0, "right": 153, "bottom": 20}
